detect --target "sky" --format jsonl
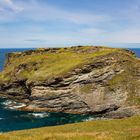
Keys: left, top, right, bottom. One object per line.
{"left": 0, "top": 0, "right": 140, "bottom": 48}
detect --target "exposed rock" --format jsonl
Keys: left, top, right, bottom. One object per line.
{"left": 0, "top": 46, "right": 140, "bottom": 118}
{"left": 104, "top": 106, "right": 140, "bottom": 119}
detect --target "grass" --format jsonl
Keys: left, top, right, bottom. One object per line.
{"left": 0, "top": 46, "right": 120, "bottom": 83}
{"left": 80, "top": 83, "right": 93, "bottom": 94}
{"left": 0, "top": 46, "right": 140, "bottom": 140}
{"left": 1, "top": 46, "right": 139, "bottom": 104}
{"left": 107, "top": 71, "right": 131, "bottom": 90}
{"left": 1, "top": 116, "right": 140, "bottom": 140}
{"left": 107, "top": 57, "right": 140, "bottom": 106}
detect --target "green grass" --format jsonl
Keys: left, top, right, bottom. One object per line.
{"left": 107, "top": 58, "right": 140, "bottom": 106}
{"left": 80, "top": 83, "right": 94, "bottom": 94}
{"left": 1, "top": 116, "right": 140, "bottom": 140}
{"left": 107, "top": 71, "right": 131, "bottom": 90}
{"left": 0, "top": 46, "right": 120, "bottom": 83}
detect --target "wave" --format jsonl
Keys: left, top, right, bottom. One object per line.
{"left": 28, "top": 112, "right": 49, "bottom": 118}
{"left": 84, "top": 116, "right": 107, "bottom": 122}
{"left": 83, "top": 117, "right": 95, "bottom": 122}
{"left": 1, "top": 100, "right": 13, "bottom": 106}
{"left": 1, "top": 100, "right": 26, "bottom": 110}
{"left": 8, "top": 104, "right": 26, "bottom": 110}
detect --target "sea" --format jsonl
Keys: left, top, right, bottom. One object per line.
{"left": 0, "top": 47, "right": 139, "bottom": 132}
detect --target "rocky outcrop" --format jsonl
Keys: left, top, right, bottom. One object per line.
{"left": 0, "top": 46, "right": 140, "bottom": 118}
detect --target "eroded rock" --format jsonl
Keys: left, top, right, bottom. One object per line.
{"left": 0, "top": 46, "right": 140, "bottom": 118}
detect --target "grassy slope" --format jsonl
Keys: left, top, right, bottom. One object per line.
{"left": 1, "top": 116, "right": 140, "bottom": 140}
{"left": 0, "top": 46, "right": 120, "bottom": 82}
{"left": 107, "top": 55, "right": 140, "bottom": 106}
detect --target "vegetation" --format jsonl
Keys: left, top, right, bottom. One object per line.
{"left": 1, "top": 115, "right": 140, "bottom": 140}
{"left": 0, "top": 46, "right": 140, "bottom": 140}
{"left": 0, "top": 46, "right": 120, "bottom": 83}
{"left": 80, "top": 83, "right": 94, "bottom": 94}
{"left": 107, "top": 58, "right": 140, "bottom": 106}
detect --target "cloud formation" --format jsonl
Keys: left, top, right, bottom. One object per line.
{"left": 0, "top": 0, "right": 23, "bottom": 13}
{"left": 0, "top": 0, "right": 140, "bottom": 48}
{"left": 0, "top": 0, "right": 112, "bottom": 24}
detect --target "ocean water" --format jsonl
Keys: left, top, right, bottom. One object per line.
{"left": 0, "top": 48, "right": 34, "bottom": 71}
{"left": 0, "top": 47, "right": 139, "bottom": 132}
{"left": 0, "top": 48, "right": 94, "bottom": 132}
{"left": 0, "top": 99, "right": 92, "bottom": 132}
{"left": 128, "top": 48, "right": 140, "bottom": 57}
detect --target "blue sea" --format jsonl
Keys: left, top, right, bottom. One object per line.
{"left": 128, "top": 48, "right": 140, "bottom": 56}
{"left": 0, "top": 47, "right": 139, "bottom": 132}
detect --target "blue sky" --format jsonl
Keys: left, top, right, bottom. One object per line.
{"left": 0, "top": 0, "right": 140, "bottom": 48}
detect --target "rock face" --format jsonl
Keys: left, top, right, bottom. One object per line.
{"left": 0, "top": 46, "right": 140, "bottom": 118}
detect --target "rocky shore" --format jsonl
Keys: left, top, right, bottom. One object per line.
{"left": 0, "top": 46, "right": 140, "bottom": 118}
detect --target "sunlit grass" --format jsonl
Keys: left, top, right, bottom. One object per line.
{"left": 1, "top": 116, "right": 140, "bottom": 140}
{"left": 0, "top": 46, "right": 120, "bottom": 82}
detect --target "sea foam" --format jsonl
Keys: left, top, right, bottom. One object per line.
{"left": 1, "top": 100, "right": 26, "bottom": 110}
{"left": 1, "top": 100, "right": 12, "bottom": 106}
{"left": 28, "top": 112, "right": 49, "bottom": 118}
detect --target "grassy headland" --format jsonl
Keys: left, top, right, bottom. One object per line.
{"left": 0, "top": 46, "right": 140, "bottom": 140}
{"left": 0, "top": 46, "right": 120, "bottom": 83}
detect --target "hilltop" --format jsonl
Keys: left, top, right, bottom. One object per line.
{"left": 0, "top": 46, "right": 140, "bottom": 118}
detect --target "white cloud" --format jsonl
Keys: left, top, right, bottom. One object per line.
{"left": 0, "top": 0, "right": 140, "bottom": 47}
{"left": 0, "top": 0, "right": 23, "bottom": 13}
{"left": 80, "top": 28, "right": 106, "bottom": 35}
{"left": 0, "top": 0, "right": 112, "bottom": 24}
{"left": 18, "top": 1, "right": 111, "bottom": 24}
{"left": 104, "top": 26, "right": 140, "bottom": 43}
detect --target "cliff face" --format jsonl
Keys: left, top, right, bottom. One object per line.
{"left": 0, "top": 46, "right": 140, "bottom": 118}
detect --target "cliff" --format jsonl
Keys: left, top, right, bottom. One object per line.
{"left": 0, "top": 46, "right": 140, "bottom": 118}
